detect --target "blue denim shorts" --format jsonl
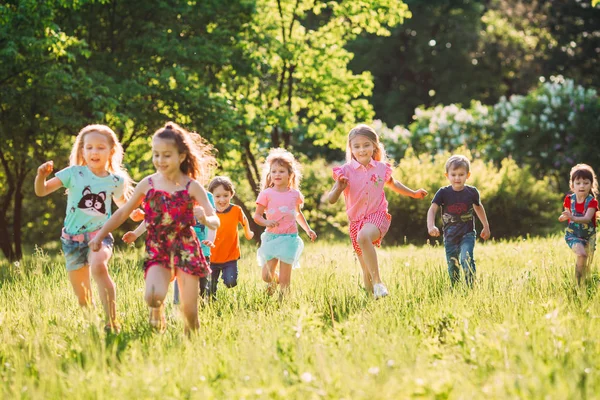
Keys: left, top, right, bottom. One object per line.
{"left": 60, "top": 233, "right": 114, "bottom": 272}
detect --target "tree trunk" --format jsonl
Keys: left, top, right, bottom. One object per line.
{"left": 12, "top": 163, "right": 27, "bottom": 260}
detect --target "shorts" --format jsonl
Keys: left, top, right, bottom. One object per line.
{"left": 565, "top": 232, "right": 596, "bottom": 254}
{"left": 257, "top": 232, "right": 304, "bottom": 269}
{"left": 349, "top": 211, "right": 391, "bottom": 256}
{"left": 60, "top": 232, "right": 114, "bottom": 272}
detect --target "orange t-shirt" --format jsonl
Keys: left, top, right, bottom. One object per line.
{"left": 211, "top": 204, "right": 245, "bottom": 264}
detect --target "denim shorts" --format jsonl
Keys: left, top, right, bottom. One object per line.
{"left": 60, "top": 233, "right": 114, "bottom": 272}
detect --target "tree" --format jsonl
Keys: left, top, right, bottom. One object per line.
{"left": 0, "top": 0, "right": 94, "bottom": 261}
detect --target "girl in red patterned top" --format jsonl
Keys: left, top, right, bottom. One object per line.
{"left": 558, "top": 164, "right": 599, "bottom": 285}
{"left": 90, "top": 122, "right": 219, "bottom": 334}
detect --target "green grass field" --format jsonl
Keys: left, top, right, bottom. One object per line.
{"left": 1, "top": 237, "right": 599, "bottom": 399}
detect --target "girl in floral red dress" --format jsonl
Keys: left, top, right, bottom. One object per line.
{"left": 90, "top": 122, "right": 219, "bottom": 334}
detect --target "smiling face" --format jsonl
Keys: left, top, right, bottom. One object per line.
{"left": 82, "top": 132, "right": 112, "bottom": 173}
{"left": 350, "top": 134, "right": 375, "bottom": 166}
{"left": 445, "top": 166, "right": 470, "bottom": 191}
{"left": 211, "top": 184, "right": 234, "bottom": 212}
{"left": 152, "top": 137, "right": 185, "bottom": 175}
{"left": 269, "top": 161, "right": 291, "bottom": 189}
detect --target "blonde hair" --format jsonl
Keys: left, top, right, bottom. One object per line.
{"left": 445, "top": 155, "right": 471, "bottom": 173}
{"left": 153, "top": 122, "right": 217, "bottom": 184}
{"left": 569, "top": 163, "right": 599, "bottom": 198}
{"left": 346, "top": 124, "right": 387, "bottom": 163}
{"left": 261, "top": 148, "right": 302, "bottom": 191}
{"left": 69, "top": 124, "right": 134, "bottom": 198}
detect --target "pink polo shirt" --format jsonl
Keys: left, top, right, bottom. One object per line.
{"left": 256, "top": 187, "right": 304, "bottom": 234}
{"left": 332, "top": 159, "right": 393, "bottom": 222}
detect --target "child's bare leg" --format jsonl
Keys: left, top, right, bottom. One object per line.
{"left": 262, "top": 259, "right": 279, "bottom": 296}
{"left": 357, "top": 224, "right": 383, "bottom": 285}
{"left": 262, "top": 259, "right": 279, "bottom": 283}
{"left": 89, "top": 245, "right": 117, "bottom": 326}
{"left": 356, "top": 255, "right": 374, "bottom": 293}
{"left": 278, "top": 262, "right": 292, "bottom": 294}
{"left": 144, "top": 266, "right": 171, "bottom": 329}
{"left": 572, "top": 243, "right": 589, "bottom": 285}
{"left": 175, "top": 269, "right": 200, "bottom": 334}
{"left": 68, "top": 266, "right": 93, "bottom": 308}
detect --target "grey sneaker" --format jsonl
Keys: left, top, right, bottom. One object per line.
{"left": 373, "top": 283, "right": 389, "bottom": 299}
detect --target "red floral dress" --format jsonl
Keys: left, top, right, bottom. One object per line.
{"left": 142, "top": 177, "right": 209, "bottom": 278}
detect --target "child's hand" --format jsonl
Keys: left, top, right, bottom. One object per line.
{"left": 245, "top": 231, "right": 255, "bottom": 240}
{"left": 307, "top": 229, "right": 317, "bottom": 242}
{"left": 264, "top": 219, "right": 279, "bottom": 228}
{"left": 122, "top": 231, "right": 138, "bottom": 244}
{"left": 88, "top": 237, "right": 102, "bottom": 252}
{"left": 480, "top": 226, "right": 491, "bottom": 240}
{"left": 428, "top": 226, "right": 440, "bottom": 237}
{"left": 336, "top": 175, "right": 349, "bottom": 191}
{"left": 194, "top": 206, "right": 207, "bottom": 224}
{"left": 201, "top": 239, "right": 215, "bottom": 248}
{"left": 37, "top": 161, "right": 54, "bottom": 178}
{"left": 559, "top": 208, "right": 571, "bottom": 222}
{"left": 130, "top": 208, "right": 145, "bottom": 222}
{"left": 412, "top": 188, "right": 428, "bottom": 199}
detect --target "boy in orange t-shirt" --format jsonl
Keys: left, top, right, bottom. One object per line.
{"left": 208, "top": 176, "right": 254, "bottom": 298}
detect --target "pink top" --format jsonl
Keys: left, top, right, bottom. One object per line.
{"left": 256, "top": 187, "right": 304, "bottom": 234}
{"left": 332, "top": 159, "right": 393, "bottom": 222}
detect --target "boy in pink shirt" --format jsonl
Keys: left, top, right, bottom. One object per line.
{"left": 328, "top": 124, "right": 428, "bottom": 299}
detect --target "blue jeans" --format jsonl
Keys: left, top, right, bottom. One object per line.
{"left": 444, "top": 232, "right": 476, "bottom": 287}
{"left": 208, "top": 260, "right": 239, "bottom": 297}
{"left": 173, "top": 257, "right": 210, "bottom": 304}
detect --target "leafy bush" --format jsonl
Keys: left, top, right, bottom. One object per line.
{"left": 491, "top": 76, "right": 600, "bottom": 189}
{"left": 407, "top": 101, "right": 493, "bottom": 159}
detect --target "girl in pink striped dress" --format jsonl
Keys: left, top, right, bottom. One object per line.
{"left": 327, "top": 124, "right": 428, "bottom": 299}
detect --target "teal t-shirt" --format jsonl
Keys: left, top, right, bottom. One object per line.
{"left": 55, "top": 165, "right": 125, "bottom": 234}
{"left": 193, "top": 191, "right": 215, "bottom": 257}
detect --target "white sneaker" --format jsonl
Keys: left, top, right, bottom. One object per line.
{"left": 373, "top": 283, "right": 389, "bottom": 299}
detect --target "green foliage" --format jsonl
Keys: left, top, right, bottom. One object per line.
{"left": 408, "top": 101, "right": 493, "bottom": 159}
{"left": 349, "top": 0, "right": 600, "bottom": 127}
{"left": 491, "top": 76, "right": 600, "bottom": 189}
{"left": 297, "top": 157, "right": 346, "bottom": 241}
{"left": 2, "top": 238, "right": 600, "bottom": 398}
{"left": 385, "top": 148, "right": 562, "bottom": 244}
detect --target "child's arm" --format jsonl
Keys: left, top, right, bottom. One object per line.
{"left": 427, "top": 203, "right": 441, "bottom": 237}
{"left": 385, "top": 178, "right": 428, "bottom": 199}
{"left": 560, "top": 207, "right": 597, "bottom": 224}
{"left": 88, "top": 178, "right": 149, "bottom": 251}
{"left": 295, "top": 204, "right": 317, "bottom": 242}
{"left": 327, "top": 175, "right": 348, "bottom": 204}
{"left": 240, "top": 209, "right": 255, "bottom": 240}
{"left": 34, "top": 161, "right": 63, "bottom": 196}
{"left": 202, "top": 227, "right": 216, "bottom": 248}
{"left": 188, "top": 181, "right": 220, "bottom": 230}
{"left": 114, "top": 195, "right": 145, "bottom": 222}
{"left": 253, "top": 204, "right": 279, "bottom": 228}
{"left": 123, "top": 221, "right": 147, "bottom": 244}
{"left": 473, "top": 203, "right": 491, "bottom": 240}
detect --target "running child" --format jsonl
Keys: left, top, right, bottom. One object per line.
{"left": 89, "top": 122, "right": 219, "bottom": 334}
{"left": 206, "top": 176, "right": 254, "bottom": 298}
{"left": 327, "top": 124, "right": 428, "bottom": 298}
{"left": 254, "top": 148, "right": 317, "bottom": 295}
{"left": 34, "top": 124, "right": 142, "bottom": 333}
{"left": 558, "top": 164, "right": 598, "bottom": 285}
